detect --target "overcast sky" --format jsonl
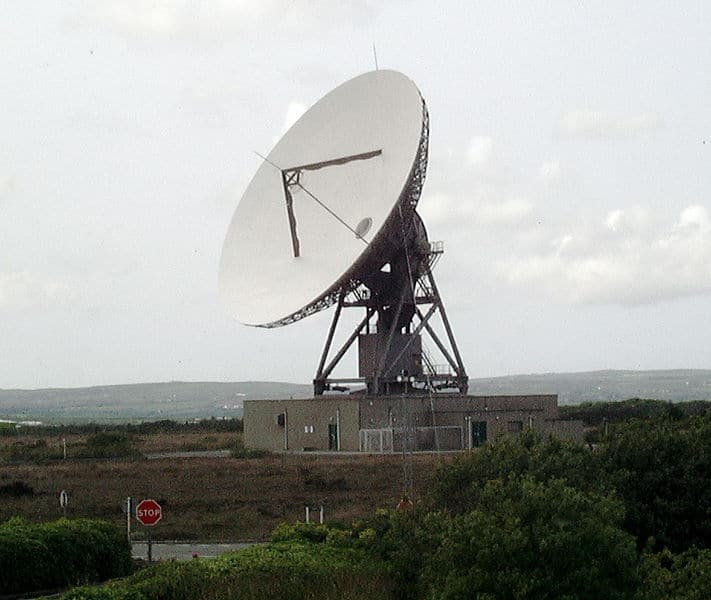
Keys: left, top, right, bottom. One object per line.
{"left": 2, "top": 1, "right": 710, "bottom": 389}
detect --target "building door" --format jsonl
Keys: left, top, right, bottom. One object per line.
{"left": 471, "top": 421, "right": 487, "bottom": 447}
{"left": 328, "top": 423, "right": 338, "bottom": 450}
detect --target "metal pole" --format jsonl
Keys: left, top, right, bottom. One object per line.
{"left": 147, "top": 529, "right": 152, "bottom": 563}
{"left": 321, "top": 310, "right": 372, "bottom": 378}
{"left": 426, "top": 270, "right": 467, "bottom": 379}
{"left": 316, "top": 291, "right": 345, "bottom": 379}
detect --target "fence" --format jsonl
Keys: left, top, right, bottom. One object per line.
{"left": 359, "top": 425, "right": 463, "bottom": 453}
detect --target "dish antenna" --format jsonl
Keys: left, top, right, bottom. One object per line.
{"left": 219, "top": 70, "right": 467, "bottom": 396}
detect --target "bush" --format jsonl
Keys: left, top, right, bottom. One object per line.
{"left": 0, "top": 480, "right": 34, "bottom": 497}
{"left": 427, "top": 429, "right": 604, "bottom": 514}
{"left": 229, "top": 439, "right": 269, "bottom": 459}
{"left": 427, "top": 418, "right": 711, "bottom": 553}
{"left": 0, "top": 518, "right": 132, "bottom": 595}
{"left": 636, "top": 547, "right": 711, "bottom": 600}
{"left": 421, "top": 477, "right": 639, "bottom": 600}
{"left": 601, "top": 414, "right": 711, "bottom": 551}
{"left": 82, "top": 433, "right": 137, "bottom": 459}
{"left": 560, "top": 398, "right": 711, "bottom": 426}
{"left": 58, "top": 541, "right": 392, "bottom": 600}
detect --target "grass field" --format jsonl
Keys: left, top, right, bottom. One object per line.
{"left": 0, "top": 449, "right": 444, "bottom": 541}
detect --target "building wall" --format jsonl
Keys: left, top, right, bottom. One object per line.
{"left": 358, "top": 394, "right": 574, "bottom": 448}
{"left": 245, "top": 394, "right": 584, "bottom": 452}
{"left": 244, "top": 398, "right": 360, "bottom": 451}
{"left": 539, "top": 418, "right": 586, "bottom": 440}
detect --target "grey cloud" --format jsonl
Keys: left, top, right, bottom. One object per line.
{"left": 70, "top": 0, "right": 379, "bottom": 40}
{"left": 499, "top": 205, "right": 711, "bottom": 306}
{"left": 0, "top": 272, "right": 77, "bottom": 312}
{"left": 559, "top": 109, "right": 661, "bottom": 139}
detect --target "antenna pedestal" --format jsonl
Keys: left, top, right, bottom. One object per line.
{"left": 313, "top": 245, "right": 467, "bottom": 396}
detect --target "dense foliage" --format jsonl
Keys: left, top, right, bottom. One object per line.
{"left": 0, "top": 517, "right": 132, "bottom": 595}
{"left": 59, "top": 541, "right": 392, "bottom": 600}
{"left": 602, "top": 415, "right": 711, "bottom": 552}
{"left": 635, "top": 548, "right": 711, "bottom": 600}
{"left": 6, "top": 407, "right": 711, "bottom": 599}
{"left": 0, "top": 418, "right": 243, "bottom": 437}
{"left": 0, "top": 432, "right": 140, "bottom": 462}
{"left": 420, "top": 477, "right": 639, "bottom": 600}
{"left": 430, "top": 414, "right": 711, "bottom": 553}
{"left": 559, "top": 398, "right": 710, "bottom": 426}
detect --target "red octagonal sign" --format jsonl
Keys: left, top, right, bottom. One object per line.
{"left": 136, "top": 499, "right": 162, "bottom": 526}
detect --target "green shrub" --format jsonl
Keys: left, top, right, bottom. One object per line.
{"left": 421, "top": 477, "right": 639, "bottom": 600}
{"left": 229, "top": 439, "right": 269, "bottom": 459}
{"left": 635, "top": 547, "right": 711, "bottom": 600}
{"left": 0, "top": 480, "right": 34, "bottom": 497}
{"left": 0, "top": 518, "right": 132, "bottom": 595}
{"left": 82, "top": 432, "right": 137, "bottom": 458}
{"left": 58, "top": 541, "right": 392, "bottom": 600}
{"left": 601, "top": 414, "right": 711, "bottom": 551}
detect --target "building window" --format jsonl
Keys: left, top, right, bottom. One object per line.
{"left": 304, "top": 425, "right": 314, "bottom": 433}
{"left": 507, "top": 420, "right": 523, "bottom": 433}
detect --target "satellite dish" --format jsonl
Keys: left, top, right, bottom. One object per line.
{"left": 219, "top": 70, "right": 426, "bottom": 327}
{"left": 220, "top": 70, "right": 467, "bottom": 396}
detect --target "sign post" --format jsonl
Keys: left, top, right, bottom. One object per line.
{"left": 59, "top": 490, "right": 68, "bottom": 517}
{"left": 125, "top": 497, "right": 132, "bottom": 542}
{"left": 136, "top": 499, "right": 162, "bottom": 562}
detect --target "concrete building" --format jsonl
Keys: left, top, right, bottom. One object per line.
{"left": 244, "top": 394, "right": 584, "bottom": 453}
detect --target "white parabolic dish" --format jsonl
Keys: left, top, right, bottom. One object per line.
{"left": 219, "top": 70, "right": 427, "bottom": 327}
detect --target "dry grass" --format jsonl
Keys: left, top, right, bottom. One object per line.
{"left": 0, "top": 452, "right": 447, "bottom": 541}
{"left": 0, "top": 432, "right": 240, "bottom": 454}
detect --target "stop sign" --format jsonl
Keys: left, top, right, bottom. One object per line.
{"left": 136, "top": 499, "right": 162, "bottom": 526}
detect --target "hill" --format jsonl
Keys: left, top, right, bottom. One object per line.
{"left": 469, "top": 369, "right": 711, "bottom": 404}
{"left": 0, "top": 381, "right": 312, "bottom": 424}
{"left": 1, "top": 370, "right": 710, "bottom": 423}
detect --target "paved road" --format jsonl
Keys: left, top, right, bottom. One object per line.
{"left": 132, "top": 542, "right": 256, "bottom": 561}
{"left": 144, "top": 450, "right": 232, "bottom": 460}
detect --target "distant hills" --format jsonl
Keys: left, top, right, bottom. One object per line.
{"left": 469, "top": 369, "right": 711, "bottom": 405}
{"left": 0, "top": 381, "right": 312, "bottom": 424}
{"left": 1, "top": 370, "right": 710, "bottom": 424}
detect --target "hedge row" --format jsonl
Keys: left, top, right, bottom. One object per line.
{"left": 0, "top": 518, "right": 132, "bottom": 595}
{"left": 58, "top": 541, "right": 392, "bottom": 600}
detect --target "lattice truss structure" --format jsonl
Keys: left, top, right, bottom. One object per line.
{"left": 313, "top": 235, "right": 468, "bottom": 397}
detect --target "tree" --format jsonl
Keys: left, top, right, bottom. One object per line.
{"left": 421, "top": 477, "right": 639, "bottom": 600}
{"left": 428, "top": 429, "right": 605, "bottom": 514}
{"left": 635, "top": 548, "right": 711, "bottom": 600}
{"left": 601, "top": 414, "right": 711, "bottom": 551}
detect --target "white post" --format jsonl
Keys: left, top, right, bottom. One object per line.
{"left": 126, "top": 497, "right": 132, "bottom": 542}
{"left": 62, "top": 437, "right": 67, "bottom": 460}
{"left": 305, "top": 506, "right": 310, "bottom": 523}
{"left": 336, "top": 408, "right": 341, "bottom": 451}
{"left": 284, "top": 409, "right": 289, "bottom": 451}
{"left": 319, "top": 505, "right": 324, "bottom": 524}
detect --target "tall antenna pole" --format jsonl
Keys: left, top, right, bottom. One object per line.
{"left": 372, "top": 44, "right": 379, "bottom": 70}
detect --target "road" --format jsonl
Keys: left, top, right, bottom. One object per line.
{"left": 131, "top": 542, "right": 257, "bottom": 561}
{"left": 144, "top": 450, "right": 232, "bottom": 460}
